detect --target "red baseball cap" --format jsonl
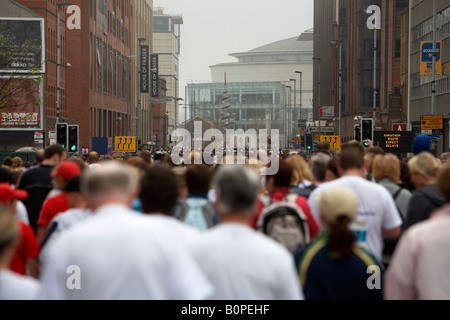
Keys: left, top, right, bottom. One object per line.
{"left": 51, "top": 161, "right": 82, "bottom": 181}
{"left": 0, "top": 183, "right": 28, "bottom": 203}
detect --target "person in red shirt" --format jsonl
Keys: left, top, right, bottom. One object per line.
{"left": 0, "top": 183, "right": 40, "bottom": 279}
{"left": 36, "top": 161, "right": 82, "bottom": 245}
{"left": 250, "top": 159, "right": 320, "bottom": 241}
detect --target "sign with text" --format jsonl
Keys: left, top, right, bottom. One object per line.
{"left": 392, "top": 124, "right": 407, "bottom": 132}
{"left": 0, "top": 18, "right": 45, "bottom": 73}
{"left": 420, "top": 41, "right": 442, "bottom": 76}
{"left": 114, "top": 136, "right": 136, "bottom": 153}
{"left": 420, "top": 115, "right": 443, "bottom": 135}
{"left": 320, "top": 106, "right": 334, "bottom": 118}
{"left": 374, "top": 131, "right": 415, "bottom": 153}
{"left": 140, "top": 45, "right": 149, "bottom": 93}
{"left": 151, "top": 54, "right": 159, "bottom": 98}
{"left": 320, "top": 135, "right": 341, "bottom": 152}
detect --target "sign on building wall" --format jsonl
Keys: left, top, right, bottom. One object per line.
{"left": 140, "top": 45, "right": 149, "bottom": 93}
{"left": 420, "top": 41, "right": 442, "bottom": 76}
{"left": 151, "top": 54, "right": 159, "bottom": 98}
{"left": 0, "top": 77, "right": 43, "bottom": 130}
{"left": 0, "top": 18, "right": 45, "bottom": 73}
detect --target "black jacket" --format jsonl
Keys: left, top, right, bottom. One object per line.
{"left": 404, "top": 184, "right": 445, "bottom": 231}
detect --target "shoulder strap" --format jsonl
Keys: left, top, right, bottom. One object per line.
{"left": 393, "top": 187, "right": 403, "bottom": 201}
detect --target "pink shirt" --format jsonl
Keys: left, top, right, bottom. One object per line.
{"left": 385, "top": 204, "right": 450, "bottom": 300}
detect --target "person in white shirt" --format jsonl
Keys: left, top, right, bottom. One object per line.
{"left": 186, "top": 164, "right": 304, "bottom": 300}
{"left": 308, "top": 142, "right": 402, "bottom": 264}
{"left": 0, "top": 207, "right": 40, "bottom": 300}
{"left": 38, "top": 162, "right": 212, "bottom": 300}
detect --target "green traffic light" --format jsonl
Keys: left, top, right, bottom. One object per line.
{"left": 71, "top": 145, "right": 76, "bottom": 151}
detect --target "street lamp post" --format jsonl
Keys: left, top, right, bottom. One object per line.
{"left": 137, "top": 37, "right": 146, "bottom": 142}
{"left": 295, "top": 71, "right": 303, "bottom": 137}
{"left": 126, "top": 55, "right": 136, "bottom": 136}
{"left": 56, "top": 1, "right": 72, "bottom": 124}
{"left": 290, "top": 78, "right": 297, "bottom": 144}
{"left": 312, "top": 57, "right": 321, "bottom": 136}
{"left": 286, "top": 85, "right": 291, "bottom": 148}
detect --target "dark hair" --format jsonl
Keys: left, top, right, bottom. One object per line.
{"left": 44, "top": 144, "right": 65, "bottom": 160}
{"left": 366, "top": 146, "right": 385, "bottom": 156}
{"left": 139, "top": 165, "right": 179, "bottom": 215}
{"left": 339, "top": 142, "right": 365, "bottom": 171}
{"left": 272, "top": 159, "right": 293, "bottom": 188}
{"left": 139, "top": 150, "right": 152, "bottom": 163}
{"left": 2, "top": 157, "right": 13, "bottom": 167}
{"left": 329, "top": 215, "right": 355, "bottom": 258}
{"left": 186, "top": 164, "right": 212, "bottom": 195}
{"left": 437, "top": 165, "right": 450, "bottom": 203}
{"left": 327, "top": 157, "right": 340, "bottom": 179}
{"left": 0, "top": 167, "right": 12, "bottom": 184}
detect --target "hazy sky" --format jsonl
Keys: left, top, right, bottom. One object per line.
{"left": 153, "top": 0, "right": 314, "bottom": 101}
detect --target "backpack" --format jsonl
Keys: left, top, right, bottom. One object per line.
{"left": 257, "top": 193, "right": 311, "bottom": 253}
{"left": 173, "top": 198, "right": 217, "bottom": 231}
{"left": 290, "top": 184, "right": 317, "bottom": 200}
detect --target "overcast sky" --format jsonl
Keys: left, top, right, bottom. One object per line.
{"left": 153, "top": 0, "right": 314, "bottom": 101}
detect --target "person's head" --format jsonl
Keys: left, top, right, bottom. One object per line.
{"left": 437, "top": 165, "right": 450, "bottom": 203}
{"left": 2, "top": 157, "right": 12, "bottom": 167}
{"left": 34, "top": 149, "right": 45, "bottom": 165}
{"left": 372, "top": 154, "right": 401, "bottom": 184}
{"left": 0, "top": 167, "right": 12, "bottom": 185}
{"left": 326, "top": 157, "right": 340, "bottom": 182}
{"left": 139, "top": 164, "right": 179, "bottom": 215}
{"left": 51, "top": 161, "right": 82, "bottom": 189}
{"left": 400, "top": 159, "right": 414, "bottom": 191}
{"left": 317, "top": 187, "right": 358, "bottom": 258}
{"left": 286, "top": 155, "right": 313, "bottom": 186}
{"left": 11, "top": 157, "right": 23, "bottom": 169}
{"left": 408, "top": 152, "right": 439, "bottom": 189}
{"left": 265, "top": 159, "right": 293, "bottom": 192}
{"left": 212, "top": 165, "right": 260, "bottom": 218}
{"left": 411, "top": 135, "right": 431, "bottom": 155}
{"left": 186, "top": 165, "right": 212, "bottom": 195}
{"left": 310, "top": 153, "right": 331, "bottom": 184}
{"left": 0, "top": 206, "right": 20, "bottom": 264}
{"left": 440, "top": 152, "right": 450, "bottom": 165}
{"left": 138, "top": 150, "right": 152, "bottom": 164}
{"left": 0, "top": 183, "right": 28, "bottom": 215}
{"left": 316, "top": 141, "right": 331, "bottom": 155}
{"left": 127, "top": 156, "right": 145, "bottom": 166}
{"left": 81, "top": 162, "right": 139, "bottom": 211}
{"left": 172, "top": 166, "right": 188, "bottom": 199}
{"left": 364, "top": 147, "right": 385, "bottom": 174}
{"left": 338, "top": 142, "right": 365, "bottom": 176}
{"left": 88, "top": 151, "right": 100, "bottom": 164}
{"left": 63, "top": 176, "right": 86, "bottom": 209}
{"left": 43, "top": 144, "right": 67, "bottom": 166}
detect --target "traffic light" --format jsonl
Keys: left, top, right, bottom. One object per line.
{"left": 56, "top": 123, "right": 68, "bottom": 149}
{"left": 361, "top": 119, "right": 373, "bottom": 143}
{"left": 268, "top": 136, "right": 272, "bottom": 145}
{"left": 68, "top": 125, "right": 79, "bottom": 153}
{"left": 354, "top": 124, "right": 361, "bottom": 143}
{"left": 305, "top": 133, "right": 313, "bottom": 151}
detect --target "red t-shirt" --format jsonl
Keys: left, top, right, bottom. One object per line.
{"left": 37, "top": 192, "right": 69, "bottom": 228}
{"left": 250, "top": 188, "right": 320, "bottom": 241}
{"left": 10, "top": 221, "right": 40, "bottom": 275}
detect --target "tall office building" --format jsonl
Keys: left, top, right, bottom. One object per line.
{"left": 153, "top": 7, "right": 183, "bottom": 146}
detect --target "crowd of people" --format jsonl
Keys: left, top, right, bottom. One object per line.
{"left": 0, "top": 134, "right": 449, "bottom": 300}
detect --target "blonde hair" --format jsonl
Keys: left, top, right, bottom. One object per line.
{"left": 11, "top": 157, "right": 23, "bottom": 169}
{"left": 372, "top": 154, "right": 401, "bottom": 183}
{"left": 286, "top": 155, "right": 312, "bottom": 186}
{"left": 0, "top": 206, "right": 19, "bottom": 253}
{"left": 408, "top": 152, "right": 439, "bottom": 178}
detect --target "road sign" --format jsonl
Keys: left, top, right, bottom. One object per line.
{"left": 308, "top": 126, "right": 335, "bottom": 133}
{"left": 420, "top": 41, "right": 442, "bottom": 76}
{"left": 421, "top": 115, "right": 443, "bottom": 135}
{"left": 392, "top": 124, "right": 407, "bottom": 132}
{"left": 115, "top": 136, "right": 137, "bottom": 153}
{"left": 320, "top": 135, "right": 341, "bottom": 152}
{"left": 374, "top": 131, "right": 416, "bottom": 153}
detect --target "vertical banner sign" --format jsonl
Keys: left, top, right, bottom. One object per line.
{"left": 420, "top": 41, "right": 442, "bottom": 76}
{"left": 151, "top": 54, "right": 159, "bottom": 98}
{"left": 140, "top": 45, "right": 149, "bottom": 93}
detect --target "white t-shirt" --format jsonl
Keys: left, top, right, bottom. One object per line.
{"left": 0, "top": 269, "right": 40, "bottom": 300}
{"left": 308, "top": 176, "right": 402, "bottom": 263}
{"left": 38, "top": 204, "right": 213, "bottom": 300}
{"left": 39, "top": 208, "right": 92, "bottom": 268}
{"left": 186, "top": 223, "right": 304, "bottom": 300}
{"left": 16, "top": 200, "right": 29, "bottom": 225}
{"left": 142, "top": 214, "right": 201, "bottom": 243}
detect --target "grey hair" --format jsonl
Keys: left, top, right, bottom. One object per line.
{"left": 212, "top": 165, "right": 260, "bottom": 215}
{"left": 311, "top": 153, "right": 331, "bottom": 183}
{"left": 81, "top": 162, "right": 139, "bottom": 203}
